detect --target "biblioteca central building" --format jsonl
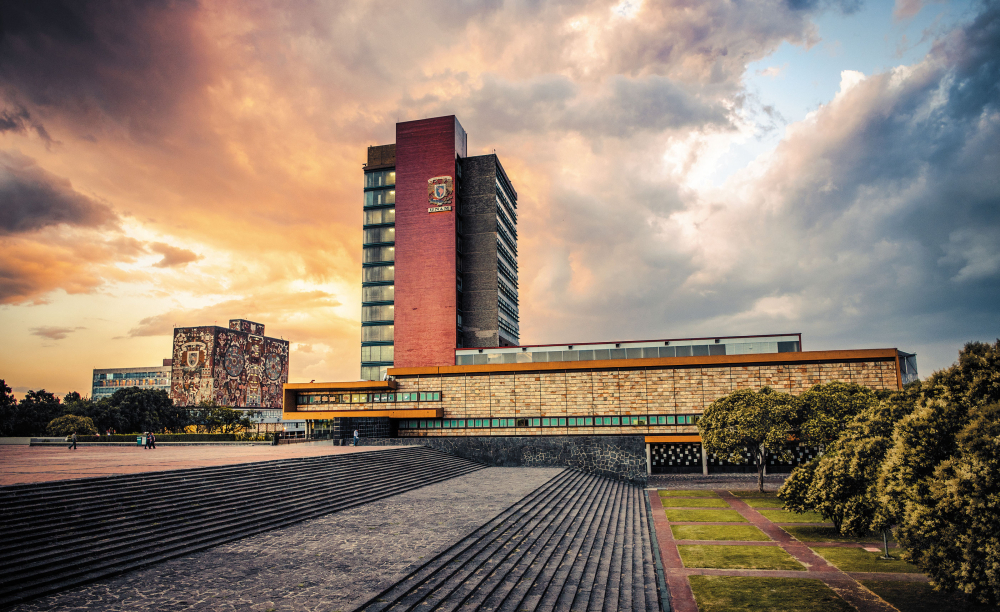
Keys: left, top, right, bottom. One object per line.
{"left": 284, "top": 115, "right": 919, "bottom": 481}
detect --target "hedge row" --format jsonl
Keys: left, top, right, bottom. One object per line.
{"left": 74, "top": 433, "right": 267, "bottom": 442}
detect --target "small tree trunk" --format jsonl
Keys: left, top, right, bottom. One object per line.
{"left": 757, "top": 444, "right": 765, "bottom": 493}
{"left": 882, "top": 529, "right": 891, "bottom": 559}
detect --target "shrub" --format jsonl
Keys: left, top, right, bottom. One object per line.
{"left": 46, "top": 414, "right": 97, "bottom": 437}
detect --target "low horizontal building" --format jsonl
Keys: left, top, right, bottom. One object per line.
{"left": 283, "top": 343, "right": 912, "bottom": 480}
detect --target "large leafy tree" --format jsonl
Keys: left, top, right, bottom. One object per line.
{"left": 794, "top": 382, "right": 890, "bottom": 450}
{"left": 779, "top": 388, "right": 919, "bottom": 549}
{"left": 698, "top": 387, "right": 797, "bottom": 492}
{"left": 107, "top": 387, "right": 180, "bottom": 433}
{"left": 879, "top": 340, "right": 1000, "bottom": 605}
{"left": 7, "top": 389, "right": 64, "bottom": 436}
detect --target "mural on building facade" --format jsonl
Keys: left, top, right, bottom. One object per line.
{"left": 170, "top": 320, "right": 289, "bottom": 408}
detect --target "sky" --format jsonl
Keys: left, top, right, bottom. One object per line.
{"left": 1, "top": 0, "right": 997, "bottom": 398}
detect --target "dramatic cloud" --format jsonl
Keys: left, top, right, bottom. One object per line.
{"left": 0, "top": 150, "right": 117, "bottom": 234}
{"left": 149, "top": 242, "right": 201, "bottom": 268}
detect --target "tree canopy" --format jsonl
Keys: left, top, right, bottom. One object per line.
{"left": 698, "top": 387, "right": 797, "bottom": 492}
{"left": 46, "top": 414, "right": 98, "bottom": 437}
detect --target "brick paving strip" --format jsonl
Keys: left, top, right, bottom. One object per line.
{"left": 650, "top": 490, "right": 927, "bottom": 612}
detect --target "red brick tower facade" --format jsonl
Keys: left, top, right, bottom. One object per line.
{"left": 393, "top": 116, "right": 468, "bottom": 368}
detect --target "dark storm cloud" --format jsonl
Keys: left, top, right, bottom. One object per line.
{"left": 0, "top": 150, "right": 117, "bottom": 234}
{"left": 525, "top": 2, "right": 1000, "bottom": 373}
{"left": 0, "top": 0, "right": 206, "bottom": 141}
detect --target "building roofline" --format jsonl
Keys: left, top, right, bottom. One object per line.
{"left": 457, "top": 332, "right": 802, "bottom": 352}
{"left": 391, "top": 348, "right": 899, "bottom": 377}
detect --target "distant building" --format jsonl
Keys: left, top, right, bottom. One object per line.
{"left": 169, "top": 319, "right": 290, "bottom": 408}
{"left": 92, "top": 360, "right": 172, "bottom": 399}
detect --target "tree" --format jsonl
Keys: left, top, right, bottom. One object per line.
{"left": 879, "top": 340, "right": 1000, "bottom": 605}
{"left": 779, "top": 383, "right": 920, "bottom": 543}
{"left": 12, "top": 389, "right": 63, "bottom": 436}
{"left": 0, "top": 380, "right": 17, "bottom": 436}
{"left": 189, "top": 401, "right": 257, "bottom": 434}
{"left": 107, "top": 387, "right": 178, "bottom": 433}
{"left": 46, "top": 414, "right": 98, "bottom": 436}
{"left": 794, "top": 382, "right": 889, "bottom": 450}
{"left": 698, "top": 387, "right": 797, "bottom": 492}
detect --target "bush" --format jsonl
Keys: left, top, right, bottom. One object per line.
{"left": 46, "top": 414, "right": 97, "bottom": 437}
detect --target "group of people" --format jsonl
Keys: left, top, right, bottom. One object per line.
{"left": 144, "top": 432, "right": 156, "bottom": 449}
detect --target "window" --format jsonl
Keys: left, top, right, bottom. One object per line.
{"left": 458, "top": 420, "right": 465, "bottom": 427}
{"left": 365, "top": 170, "right": 395, "bottom": 188}
{"left": 667, "top": 416, "right": 676, "bottom": 424}
{"left": 364, "top": 208, "right": 396, "bottom": 225}
{"left": 515, "top": 418, "right": 528, "bottom": 427}
{"left": 361, "top": 345, "right": 394, "bottom": 362}
{"left": 542, "top": 418, "right": 550, "bottom": 426}
{"left": 612, "top": 417, "right": 620, "bottom": 425}
{"left": 363, "top": 227, "right": 395, "bottom": 244}
{"left": 362, "top": 325, "right": 394, "bottom": 342}
{"left": 362, "top": 304, "right": 394, "bottom": 322}
{"left": 363, "top": 265, "right": 395, "bottom": 282}
{"left": 568, "top": 417, "right": 577, "bottom": 426}
{"left": 558, "top": 418, "right": 566, "bottom": 426}
{"left": 362, "top": 285, "right": 395, "bottom": 302}
{"left": 363, "top": 246, "right": 395, "bottom": 264}
{"left": 531, "top": 418, "right": 540, "bottom": 427}
{"left": 491, "top": 419, "right": 499, "bottom": 427}
{"left": 418, "top": 391, "right": 441, "bottom": 401}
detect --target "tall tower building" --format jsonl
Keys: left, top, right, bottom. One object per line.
{"left": 360, "top": 115, "right": 518, "bottom": 380}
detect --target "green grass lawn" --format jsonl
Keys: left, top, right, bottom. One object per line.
{"left": 678, "top": 544, "right": 804, "bottom": 570}
{"left": 690, "top": 576, "right": 853, "bottom": 612}
{"left": 671, "top": 524, "right": 770, "bottom": 541}
{"left": 658, "top": 489, "right": 719, "bottom": 497}
{"left": 730, "top": 490, "right": 780, "bottom": 498}
{"left": 665, "top": 508, "right": 747, "bottom": 523}
{"left": 860, "top": 580, "right": 998, "bottom": 612}
{"left": 782, "top": 526, "right": 885, "bottom": 544}
{"left": 741, "top": 497, "right": 786, "bottom": 508}
{"left": 660, "top": 497, "right": 731, "bottom": 508}
{"left": 757, "top": 508, "right": 830, "bottom": 523}
{"left": 811, "top": 547, "right": 921, "bottom": 573}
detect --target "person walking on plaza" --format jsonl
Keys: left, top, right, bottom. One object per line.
{"left": 67, "top": 431, "right": 77, "bottom": 450}
{"left": 148, "top": 431, "right": 156, "bottom": 449}
{"left": 353, "top": 429, "right": 359, "bottom": 447}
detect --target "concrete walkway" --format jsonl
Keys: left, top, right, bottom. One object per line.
{"left": 649, "top": 488, "right": 926, "bottom": 612}
{"left": 0, "top": 443, "right": 384, "bottom": 485}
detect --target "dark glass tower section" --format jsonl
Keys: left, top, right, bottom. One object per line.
{"left": 361, "top": 144, "right": 396, "bottom": 380}
{"left": 458, "top": 154, "right": 519, "bottom": 347}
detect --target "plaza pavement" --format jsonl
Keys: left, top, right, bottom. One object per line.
{"left": 0, "top": 443, "right": 379, "bottom": 486}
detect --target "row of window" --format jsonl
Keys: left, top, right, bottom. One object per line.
{"left": 94, "top": 371, "right": 167, "bottom": 380}
{"left": 456, "top": 344, "right": 729, "bottom": 366}
{"left": 362, "top": 285, "right": 394, "bottom": 302}
{"left": 362, "top": 324, "right": 394, "bottom": 342}
{"left": 399, "top": 414, "right": 700, "bottom": 429}
{"left": 364, "top": 189, "right": 395, "bottom": 207}
{"left": 297, "top": 391, "right": 442, "bottom": 405}
{"left": 365, "top": 169, "right": 395, "bottom": 188}
{"left": 363, "top": 208, "right": 395, "bottom": 225}
{"left": 363, "top": 265, "right": 395, "bottom": 282}
{"left": 361, "top": 345, "right": 394, "bottom": 362}
{"left": 363, "top": 227, "right": 395, "bottom": 244}
{"left": 496, "top": 182, "right": 517, "bottom": 218}
{"left": 363, "top": 245, "right": 395, "bottom": 264}
{"left": 362, "top": 304, "right": 394, "bottom": 322}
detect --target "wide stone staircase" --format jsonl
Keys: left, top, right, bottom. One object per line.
{"left": 355, "top": 469, "right": 662, "bottom": 612}
{"left": 0, "top": 446, "right": 484, "bottom": 609}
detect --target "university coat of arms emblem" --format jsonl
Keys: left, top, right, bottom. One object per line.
{"left": 427, "top": 176, "right": 454, "bottom": 210}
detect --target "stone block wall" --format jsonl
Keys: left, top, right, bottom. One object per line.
{"left": 358, "top": 435, "right": 648, "bottom": 484}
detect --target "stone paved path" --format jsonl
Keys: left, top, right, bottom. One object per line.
{"left": 649, "top": 488, "right": 929, "bottom": 612}
{"left": 12, "top": 467, "right": 564, "bottom": 611}
{"left": 0, "top": 443, "right": 378, "bottom": 485}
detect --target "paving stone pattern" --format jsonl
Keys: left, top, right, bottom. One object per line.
{"left": 0, "top": 447, "right": 485, "bottom": 607}
{"left": 11, "top": 467, "right": 563, "bottom": 612}
{"left": 354, "top": 469, "right": 661, "bottom": 612}
{"left": 359, "top": 435, "right": 649, "bottom": 484}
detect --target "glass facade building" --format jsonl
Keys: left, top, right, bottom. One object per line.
{"left": 92, "top": 364, "right": 171, "bottom": 399}
{"left": 361, "top": 145, "right": 396, "bottom": 381}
